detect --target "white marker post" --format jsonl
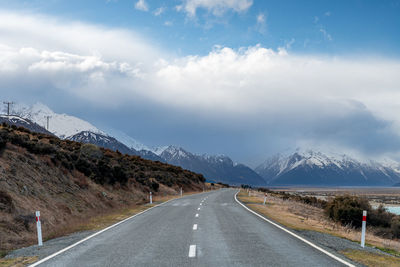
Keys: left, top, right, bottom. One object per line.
{"left": 180, "top": 187, "right": 183, "bottom": 197}
{"left": 149, "top": 192, "right": 152, "bottom": 204}
{"left": 263, "top": 196, "right": 267, "bottom": 205}
{"left": 361, "top": 210, "right": 367, "bottom": 248}
{"left": 36, "top": 211, "right": 43, "bottom": 246}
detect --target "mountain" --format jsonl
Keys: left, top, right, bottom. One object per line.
{"left": 8, "top": 102, "right": 262, "bottom": 186}
{"left": 0, "top": 123, "right": 205, "bottom": 253}
{"left": 256, "top": 150, "right": 400, "bottom": 186}
{"left": 0, "top": 115, "right": 52, "bottom": 135}
{"left": 10, "top": 102, "right": 161, "bottom": 158}
{"left": 67, "top": 131, "right": 136, "bottom": 156}
{"left": 155, "top": 146, "right": 266, "bottom": 186}
{"left": 12, "top": 103, "right": 104, "bottom": 139}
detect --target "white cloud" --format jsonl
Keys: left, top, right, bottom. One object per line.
{"left": 135, "top": 0, "right": 149, "bottom": 11}
{"left": 164, "top": 21, "right": 173, "bottom": 26}
{"left": 177, "top": 0, "right": 253, "bottom": 17}
{"left": 0, "top": 11, "right": 160, "bottom": 103}
{"left": 255, "top": 12, "right": 267, "bottom": 34}
{"left": 256, "top": 13, "right": 265, "bottom": 24}
{"left": 319, "top": 27, "right": 332, "bottom": 41}
{"left": 153, "top": 7, "right": 166, "bottom": 16}
{"left": 1, "top": 11, "right": 400, "bottom": 159}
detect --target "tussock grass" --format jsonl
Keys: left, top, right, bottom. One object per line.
{"left": 237, "top": 190, "right": 400, "bottom": 255}
{"left": 0, "top": 256, "right": 37, "bottom": 267}
{"left": 342, "top": 250, "right": 400, "bottom": 267}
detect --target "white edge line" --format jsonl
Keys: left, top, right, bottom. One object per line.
{"left": 188, "top": 245, "right": 196, "bottom": 257}
{"left": 29, "top": 191, "right": 209, "bottom": 267}
{"left": 234, "top": 191, "right": 355, "bottom": 267}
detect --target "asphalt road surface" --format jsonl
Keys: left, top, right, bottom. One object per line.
{"left": 34, "top": 189, "right": 352, "bottom": 267}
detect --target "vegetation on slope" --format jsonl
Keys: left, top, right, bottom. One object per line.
{"left": 0, "top": 123, "right": 205, "bottom": 254}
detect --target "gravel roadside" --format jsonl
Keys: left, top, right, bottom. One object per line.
{"left": 294, "top": 229, "right": 392, "bottom": 266}
{"left": 5, "top": 230, "right": 95, "bottom": 261}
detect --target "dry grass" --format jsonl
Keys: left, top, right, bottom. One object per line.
{"left": 342, "top": 250, "right": 400, "bottom": 267}
{"left": 237, "top": 190, "right": 400, "bottom": 253}
{"left": 0, "top": 256, "right": 37, "bottom": 267}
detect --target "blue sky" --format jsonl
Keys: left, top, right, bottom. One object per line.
{"left": 3, "top": 0, "right": 400, "bottom": 56}
{"left": 0, "top": 0, "right": 400, "bottom": 165}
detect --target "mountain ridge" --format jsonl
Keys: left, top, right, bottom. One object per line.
{"left": 256, "top": 149, "right": 400, "bottom": 186}
{"left": 5, "top": 102, "right": 262, "bottom": 186}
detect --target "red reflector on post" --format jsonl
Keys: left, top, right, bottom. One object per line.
{"left": 362, "top": 215, "right": 366, "bottom": 221}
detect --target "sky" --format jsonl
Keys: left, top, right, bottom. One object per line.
{"left": 0, "top": 0, "right": 400, "bottom": 166}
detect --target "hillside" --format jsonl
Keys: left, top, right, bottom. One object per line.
{"left": 9, "top": 103, "right": 262, "bottom": 186}
{"left": 256, "top": 150, "right": 400, "bottom": 186}
{"left": 0, "top": 115, "right": 52, "bottom": 135}
{"left": 0, "top": 123, "right": 205, "bottom": 253}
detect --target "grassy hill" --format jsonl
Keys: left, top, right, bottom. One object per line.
{"left": 0, "top": 123, "right": 205, "bottom": 254}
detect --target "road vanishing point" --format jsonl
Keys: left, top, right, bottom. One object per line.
{"left": 31, "top": 189, "right": 354, "bottom": 267}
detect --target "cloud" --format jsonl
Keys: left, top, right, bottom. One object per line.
{"left": 0, "top": 11, "right": 161, "bottom": 103}
{"left": 177, "top": 0, "right": 253, "bottom": 17}
{"left": 153, "top": 7, "right": 166, "bottom": 16}
{"left": 319, "top": 27, "right": 332, "bottom": 41}
{"left": 135, "top": 0, "right": 149, "bottom": 11}
{"left": 151, "top": 46, "right": 400, "bottom": 157}
{"left": 1, "top": 11, "right": 400, "bottom": 161}
{"left": 164, "top": 21, "right": 173, "bottom": 26}
{"left": 255, "top": 12, "right": 267, "bottom": 34}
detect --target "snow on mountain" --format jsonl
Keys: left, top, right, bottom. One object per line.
{"left": 0, "top": 114, "right": 52, "bottom": 135}
{"left": 68, "top": 131, "right": 134, "bottom": 155}
{"left": 256, "top": 149, "right": 400, "bottom": 186}
{"left": 12, "top": 102, "right": 104, "bottom": 139}
{"left": 104, "top": 128, "right": 149, "bottom": 152}
{"left": 156, "top": 145, "right": 265, "bottom": 186}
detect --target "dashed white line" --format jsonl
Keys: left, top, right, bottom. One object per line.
{"left": 197, "top": 207, "right": 200, "bottom": 210}
{"left": 195, "top": 213, "right": 199, "bottom": 217}
{"left": 193, "top": 224, "right": 198, "bottom": 230}
{"left": 188, "top": 245, "right": 196, "bottom": 258}
{"left": 200, "top": 203, "right": 202, "bottom": 206}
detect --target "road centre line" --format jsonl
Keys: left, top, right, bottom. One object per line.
{"left": 28, "top": 191, "right": 209, "bottom": 267}
{"left": 188, "top": 245, "right": 196, "bottom": 258}
{"left": 193, "top": 224, "right": 198, "bottom": 230}
{"left": 195, "top": 213, "right": 199, "bottom": 217}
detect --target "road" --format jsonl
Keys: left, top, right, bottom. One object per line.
{"left": 35, "top": 189, "right": 351, "bottom": 266}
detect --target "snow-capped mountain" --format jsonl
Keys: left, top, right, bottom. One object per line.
{"left": 104, "top": 128, "right": 149, "bottom": 152}
{"left": 8, "top": 102, "right": 152, "bottom": 154}
{"left": 156, "top": 146, "right": 266, "bottom": 186}
{"left": 4, "top": 102, "right": 264, "bottom": 186}
{"left": 0, "top": 115, "right": 52, "bottom": 135}
{"left": 12, "top": 103, "right": 104, "bottom": 139}
{"left": 256, "top": 149, "right": 400, "bottom": 186}
{"left": 67, "top": 131, "right": 135, "bottom": 156}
